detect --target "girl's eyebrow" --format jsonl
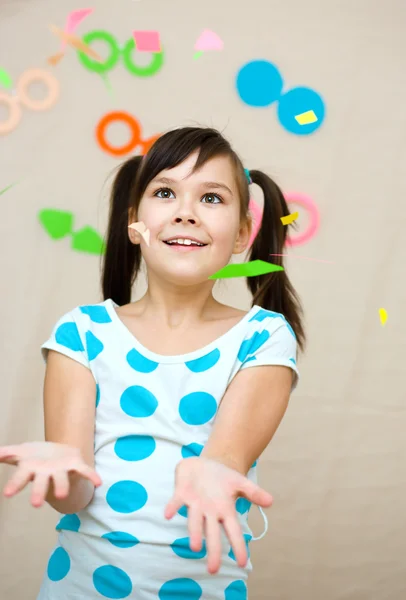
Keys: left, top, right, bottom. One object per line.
{"left": 151, "top": 177, "right": 233, "bottom": 195}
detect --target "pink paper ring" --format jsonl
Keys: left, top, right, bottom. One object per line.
{"left": 0, "top": 93, "right": 22, "bottom": 135}
{"left": 284, "top": 192, "right": 319, "bottom": 247}
{"left": 17, "top": 69, "right": 60, "bottom": 111}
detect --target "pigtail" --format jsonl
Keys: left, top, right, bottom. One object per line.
{"left": 101, "top": 155, "right": 143, "bottom": 306}
{"left": 247, "top": 170, "right": 306, "bottom": 352}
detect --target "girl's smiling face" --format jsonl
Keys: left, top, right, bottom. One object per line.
{"left": 131, "top": 151, "right": 251, "bottom": 285}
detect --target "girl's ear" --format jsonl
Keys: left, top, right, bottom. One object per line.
{"left": 233, "top": 215, "right": 253, "bottom": 255}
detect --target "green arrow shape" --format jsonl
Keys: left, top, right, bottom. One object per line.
{"left": 0, "top": 68, "right": 12, "bottom": 89}
{"left": 208, "top": 260, "right": 284, "bottom": 280}
{"left": 71, "top": 226, "right": 106, "bottom": 255}
{"left": 38, "top": 209, "right": 74, "bottom": 239}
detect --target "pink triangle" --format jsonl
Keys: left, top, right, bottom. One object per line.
{"left": 194, "top": 29, "right": 224, "bottom": 51}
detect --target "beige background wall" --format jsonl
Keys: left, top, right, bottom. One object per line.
{"left": 1, "top": 0, "right": 405, "bottom": 598}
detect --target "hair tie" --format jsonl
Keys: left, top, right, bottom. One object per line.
{"left": 244, "top": 168, "right": 252, "bottom": 185}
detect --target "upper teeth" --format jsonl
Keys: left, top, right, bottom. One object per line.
{"left": 166, "top": 238, "right": 204, "bottom": 246}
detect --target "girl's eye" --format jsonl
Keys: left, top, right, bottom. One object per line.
{"left": 155, "top": 188, "right": 175, "bottom": 199}
{"left": 201, "top": 193, "right": 222, "bottom": 204}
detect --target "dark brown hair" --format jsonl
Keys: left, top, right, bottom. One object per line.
{"left": 101, "top": 127, "right": 305, "bottom": 351}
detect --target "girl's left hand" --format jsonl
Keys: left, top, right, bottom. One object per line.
{"left": 164, "top": 456, "right": 273, "bottom": 574}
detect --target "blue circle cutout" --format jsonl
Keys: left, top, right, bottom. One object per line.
{"left": 236, "top": 60, "right": 283, "bottom": 107}
{"left": 277, "top": 86, "right": 325, "bottom": 135}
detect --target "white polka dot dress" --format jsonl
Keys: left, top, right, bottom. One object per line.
{"left": 37, "top": 299, "right": 299, "bottom": 600}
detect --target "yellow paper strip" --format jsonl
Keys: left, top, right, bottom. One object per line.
{"left": 294, "top": 110, "right": 318, "bottom": 125}
{"left": 378, "top": 308, "right": 387, "bottom": 326}
{"left": 280, "top": 211, "right": 299, "bottom": 226}
{"left": 49, "top": 24, "right": 103, "bottom": 61}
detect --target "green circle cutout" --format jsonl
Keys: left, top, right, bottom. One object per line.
{"left": 121, "top": 37, "right": 164, "bottom": 77}
{"left": 77, "top": 30, "right": 120, "bottom": 74}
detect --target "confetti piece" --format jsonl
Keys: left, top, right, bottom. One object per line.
{"left": 0, "top": 68, "right": 12, "bottom": 89}
{"left": 193, "top": 51, "right": 204, "bottom": 59}
{"left": 64, "top": 8, "right": 94, "bottom": 38}
{"left": 129, "top": 222, "right": 150, "bottom": 245}
{"left": 379, "top": 308, "right": 387, "bottom": 326}
{"left": 49, "top": 24, "right": 102, "bottom": 61}
{"left": 194, "top": 29, "right": 224, "bottom": 52}
{"left": 209, "top": 260, "right": 284, "bottom": 280}
{"left": 47, "top": 52, "right": 65, "bottom": 66}
{"left": 0, "top": 182, "right": 18, "bottom": 196}
{"left": 72, "top": 226, "right": 106, "bottom": 254}
{"left": 280, "top": 211, "right": 299, "bottom": 226}
{"left": 294, "top": 110, "right": 318, "bottom": 125}
{"left": 38, "top": 209, "right": 74, "bottom": 239}
{"left": 269, "top": 253, "right": 335, "bottom": 264}
{"left": 133, "top": 30, "right": 161, "bottom": 52}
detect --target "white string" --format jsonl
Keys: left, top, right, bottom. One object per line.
{"left": 251, "top": 506, "right": 269, "bottom": 542}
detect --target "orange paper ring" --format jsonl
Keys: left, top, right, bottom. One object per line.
{"left": 0, "top": 94, "right": 22, "bottom": 135}
{"left": 17, "top": 69, "right": 60, "bottom": 111}
{"left": 96, "top": 111, "right": 142, "bottom": 156}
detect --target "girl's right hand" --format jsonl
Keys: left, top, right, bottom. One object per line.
{"left": 0, "top": 441, "right": 102, "bottom": 508}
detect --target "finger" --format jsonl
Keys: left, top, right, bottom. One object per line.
{"left": 51, "top": 470, "right": 70, "bottom": 499}
{"left": 187, "top": 504, "right": 204, "bottom": 552}
{"left": 164, "top": 493, "right": 184, "bottom": 520}
{"left": 72, "top": 464, "right": 103, "bottom": 488}
{"left": 238, "top": 479, "right": 273, "bottom": 507}
{"left": 222, "top": 515, "right": 247, "bottom": 568}
{"left": 204, "top": 515, "right": 222, "bottom": 575}
{"left": 30, "top": 472, "right": 51, "bottom": 507}
{"left": 3, "top": 467, "right": 33, "bottom": 498}
{"left": 0, "top": 446, "right": 19, "bottom": 465}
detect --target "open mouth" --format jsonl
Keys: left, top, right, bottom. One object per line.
{"left": 163, "top": 241, "right": 208, "bottom": 248}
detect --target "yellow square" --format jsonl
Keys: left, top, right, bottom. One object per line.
{"left": 294, "top": 110, "right": 318, "bottom": 125}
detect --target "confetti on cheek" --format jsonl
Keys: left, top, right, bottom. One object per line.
{"left": 379, "top": 308, "right": 387, "bottom": 326}
{"left": 280, "top": 211, "right": 299, "bottom": 226}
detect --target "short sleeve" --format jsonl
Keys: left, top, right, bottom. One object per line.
{"left": 41, "top": 310, "right": 90, "bottom": 370}
{"left": 239, "top": 318, "right": 299, "bottom": 390}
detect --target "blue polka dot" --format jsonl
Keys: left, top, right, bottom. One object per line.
{"left": 179, "top": 392, "right": 217, "bottom": 425}
{"left": 224, "top": 580, "right": 247, "bottom": 600}
{"left": 228, "top": 534, "right": 252, "bottom": 561}
{"left": 114, "top": 435, "right": 156, "bottom": 461}
{"left": 96, "top": 384, "right": 100, "bottom": 408}
{"left": 158, "top": 578, "right": 202, "bottom": 600}
{"left": 126, "top": 348, "right": 159, "bottom": 373}
{"left": 120, "top": 386, "right": 158, "bottom": 418}
{"left": 47, "top": 547, "right": 71, "bottom": 582}
{"left": 55, "top": 322, "right": 84, "bottom": 352}
{"left": 185, "top": 348, "right": 220, "bottom": 372}
{"left": 236, "top": 60, "right": 283, "bottom": 107}
{"left": 251, "top": 460, "right": 257, "bottom": 468}
{"left": 56, "top": 513, "right": 81, "bottom": 532}
{"left": 80, "top": 305, "right": 112, "bottom": 323}
{"left": 170, "top": 537, "right": 207, "bottom": 559}
{"left": 249, "top": 309, "right": 296, "bottom": 339}
{"left": 181, "top": 443, "right": 204, "bottom": 459}
{"left": 86, "top": 330, "right": 104, "bottom": 360}
{"left": 102, "top": 531, "right": 140, "bottom": 548}
{"left": 277, "top": 86, "right": 325, "bottom": 135}
{"left": 93, "top": 565, "right": 132, "bottom": 599}
{"left": 178, "top": 505, "right": 188, "bottom": 517}
{"left": 236, "top": 497, "right": 252, "bottom": 514}
{"left": 289, "top": 357, "right": 296, "bottom": 364}
{"left": 237, "top": 330, "right": 270, "bottom": 362}
{"left": 106, "top": 480, "right": 148, "bottom": 513}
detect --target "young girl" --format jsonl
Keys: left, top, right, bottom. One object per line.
{"left": 0, "top": 127, "right": 305, "bottom": 600}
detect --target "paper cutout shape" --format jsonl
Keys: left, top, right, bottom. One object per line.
{"left": 96, "top": 111, "right": 160, "bottom": 157}
{"left": 269, "top": 253, "right": 335, "bottom": 264}
{"left": 133, "top": 30, "right": 161, "bottom": 52}
{"left": 295, "top": 110, "right": 318, "bottom": 125}
{"left": 62, "top": 8, "right": 94, "bottom": 49}
{"left": 193, "top": 51, "right": 203, "bottom": 60}
{"left": 194, "top": 29, "right": 224, "bottom": 51}
{"left": 280, "top": 211, "right": 299, "bottom": 226}
{"left": 284, "top": 192, "right": 319, "bottom": 247}
{"left": 128, "top": 222, "right": 150, "bottom": 246}
{"left": 49, "top": 24, "right": 102, "bottom": 61}
{"left": 208, "top": 260, "right": 284, "bottom": 280}
{"left": 47, "top": 52, "right": 65, "bottom": 66}
{"left": 38, "top": 209, "right": 105, "bottom": 255}
{"left": 248, "top": 197, "right": 263, "bottom": 248}
{"left": 236, "top": 60, "right": 284, "bottom": 108}
{"left": 278, "top": 87, "right": 325, "bottom": 135}
{"left": 0, "top": 68, "right": 12, "bottom": 89}
{"left": 72, "top": 227, "right": 106, "bottom": 254}
{"left": 379, "top": 308, "right": 387, "bottom": 326}
{"left": 77, "top": 30, "right": 164, "bottom": 77}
